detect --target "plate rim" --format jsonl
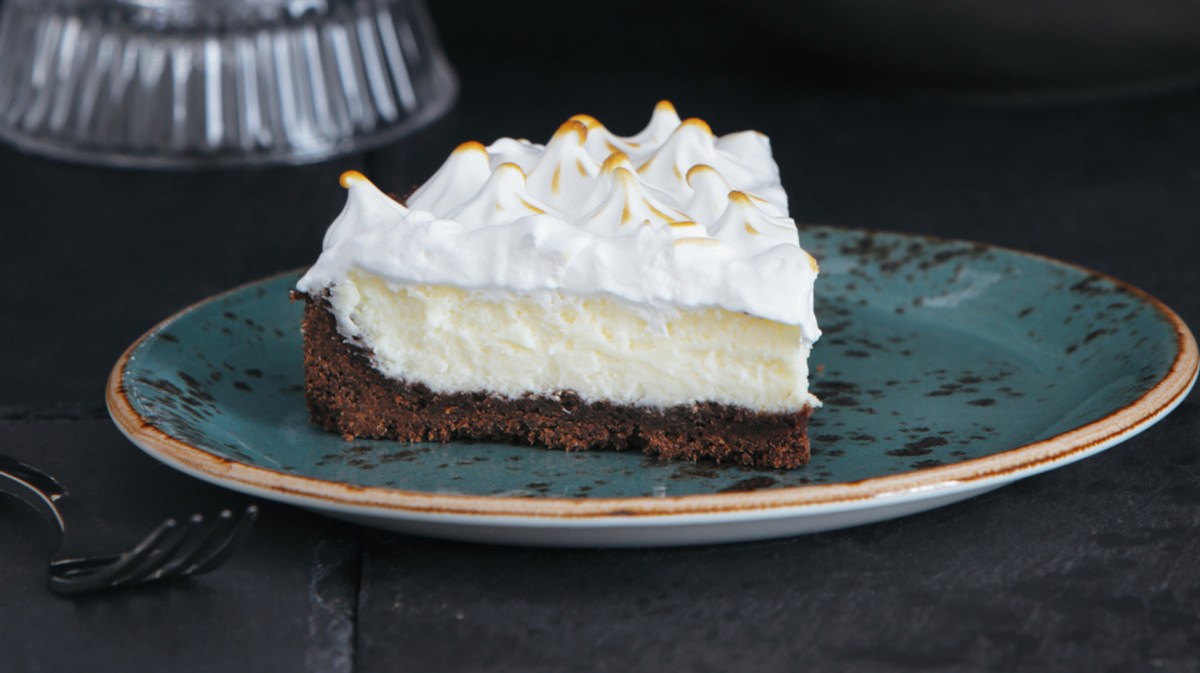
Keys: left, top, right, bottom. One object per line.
{"left": 106, "top": 226, "right": 1199, "bottom": 520}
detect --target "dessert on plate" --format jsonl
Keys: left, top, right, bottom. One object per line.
{"left": 295, "top": 101, "right": 822, "bottom": 468}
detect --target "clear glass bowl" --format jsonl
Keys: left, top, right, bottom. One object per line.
{"left": 0, "top": 0, "right": 457, "bottom": 167}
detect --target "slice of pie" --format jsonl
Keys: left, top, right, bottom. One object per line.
{"left": 295, "top": 101, "right": 821, "bottom": 468}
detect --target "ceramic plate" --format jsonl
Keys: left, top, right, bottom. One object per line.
{"left": 107, "top": 226, "right": 1197, "bottom": 547}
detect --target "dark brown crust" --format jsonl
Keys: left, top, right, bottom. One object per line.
{"left": 300, "top": 294, "right": 812, "bottom": 469}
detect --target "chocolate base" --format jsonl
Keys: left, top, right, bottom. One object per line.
{"left": 299, "top": 294, "right": 813, "bottom": 469}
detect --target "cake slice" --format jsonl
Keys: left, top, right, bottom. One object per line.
{"left": 296, "top": 101, "right": 821, "bottom": 468}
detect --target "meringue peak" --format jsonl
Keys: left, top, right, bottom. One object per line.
{"left": 680, "top": 117, "right": 713, "bottom": 135}
{"left": 553, "top": 119, "right": 589, "bottom": 143}
{"left": 601, "top": 151, "right": 635, "bottom": 173}
{"left": 453, "top": 140, "right": 488, "bottom": 156}
{"left": 711, "top": 189, "right": 798, "bottom": 253}
{"left": 321, "top": 170, "right": 407, "bottom": 251}
{"left": 568, "top": 113, "right": 604, "bottom": 132}
{"left": 405, "top": 144, "right": 493, "bottom": 217}
{"left": 635, "top": 117, "right": 719, "bottom": 192}
{"left": 642, "top": 100, "right": 681, "bottom": 137}
{"left": 582, "top": 166, "right": 687, "bottom": 234}
{"left": 527, "top": 121, "right": 600, "bottom": 208}
{"left": 339, "top": 169, "right": 371, "bottom": 188}
{"left": 446, "top": 162, "right": 556, "bottom": 227}
{"left": 578, "top": 100, "right": 684, "bottom": 162}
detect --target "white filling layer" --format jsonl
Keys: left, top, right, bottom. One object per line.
{"left": 333, "top": 272, "right": 817, "bottom": 412}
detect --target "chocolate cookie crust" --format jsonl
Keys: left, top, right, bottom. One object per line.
{"left": 299, "top": 295, "right": 812, "bottom": 469}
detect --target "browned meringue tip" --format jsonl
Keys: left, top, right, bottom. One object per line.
{"left": 568, "top": 114, "right": 604, "bottom": 130}
{"left": 495, "top": 162, "right": 527, "bottom": 178}
{"left": 453, "top": 140, "right": 488, "bottom": 155}
{"left": 808, "top": 253, "right": 821, "bottom": 273}
{"left": 727, "top": 190, "right": 754, "bottom": 206}
{"left": 684, "top": 164, "right": 718, "bottom": 185}
{"left": 655, "top": 100, "right": 678, "bottom": 115}
{"left": 668, "top": 220, "right": 699, "bottom": 228}
{"left": 553, "top": 119, "right": 589, "bottom": 143}
{"left": 611, "top": 166, "right": 638, "bottom": 185}
{"left": 680, "top": 117, "right": 713, "bottom": 135}
{"left": 338, "top": 170, "right": 370, "bottom": 188}
{"left": 601, "top": 151, "right": 632, "bottom": 172}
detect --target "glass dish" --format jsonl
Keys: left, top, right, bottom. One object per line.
{"left": 0, "top": 0, "right": 457, "bottom": 167}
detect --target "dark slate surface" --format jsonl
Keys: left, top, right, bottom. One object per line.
{"left": 2, "top": 1, "right": 1199, "bottom": 670}
{"left": 356, "top": 414, "right": 1200, "bottom": 672}
{"left": 0, "top": 421, "right": 361, "bottom": 673}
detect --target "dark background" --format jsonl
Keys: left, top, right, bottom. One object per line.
{"left": 2, "top": 1, "right": 1199, "bottom": 671}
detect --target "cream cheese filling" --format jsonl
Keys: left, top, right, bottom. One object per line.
{"left": 330, "top": 270, "right": 817, "bottom": 413}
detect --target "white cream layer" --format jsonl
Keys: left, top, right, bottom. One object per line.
{"left": 333, "top": 271, "right": 817, "bottom": 412}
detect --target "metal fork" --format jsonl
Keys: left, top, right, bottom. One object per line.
{"left": 0, "top": 453, "right": 257, "bottom": 595}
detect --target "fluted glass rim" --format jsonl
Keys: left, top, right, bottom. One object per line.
{"left": 0, "top": 60, "right": 456, "bottom": 168}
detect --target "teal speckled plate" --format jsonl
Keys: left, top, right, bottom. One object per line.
{"left": 107, "top": 226, "right": 1197, "bottom": 547}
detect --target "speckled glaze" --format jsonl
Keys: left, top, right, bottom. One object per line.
{"left": 107, "top": 226, "right": 1197, "bottom": 547}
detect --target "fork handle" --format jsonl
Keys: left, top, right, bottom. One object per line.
{"left": 0, "top": 454, "right": 66, "bottom": 497}
{"left": 0, "top": 459, "right": 64, "bottom": 531}
{"left": 0, "top": 453, "right": 129, "bottom": 565}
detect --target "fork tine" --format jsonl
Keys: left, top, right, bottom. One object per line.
{"left": 184, "top": 504, "right": 258, "bottom": 577}
{"left": 48, "top": 517, "right": 184, "bottom": 595}
{"left": 101, "top": 518, "right": 196, "bottom": 589}
{"left": 152, "top": 510, "right": 238, "bottom": 581}
{"left": 107, "top": 518, "right": 199, "bottom": 588}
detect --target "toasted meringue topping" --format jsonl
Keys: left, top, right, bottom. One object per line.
{"left": 338, "top": 170, "right": 369, "bottom": 188}
{"left": 299, "top": 102, "right": 819, "bottom": 339}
